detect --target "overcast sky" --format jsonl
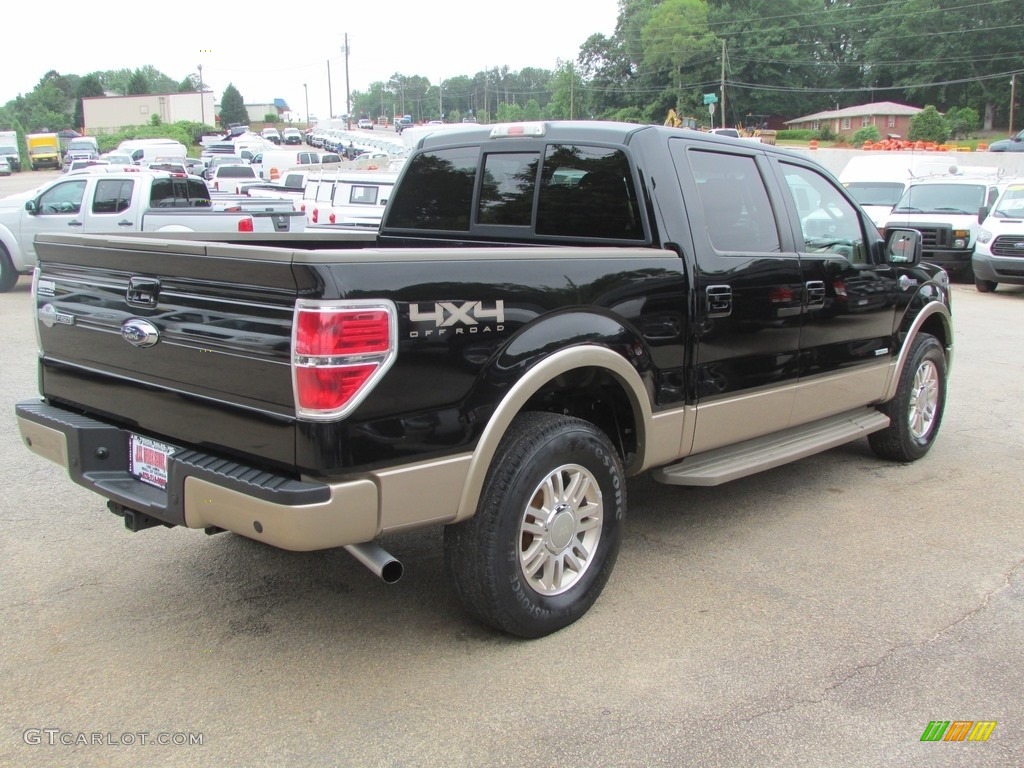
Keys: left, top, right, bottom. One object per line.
{"left": 3, "top": 1, "right": 621, "bottom": 122}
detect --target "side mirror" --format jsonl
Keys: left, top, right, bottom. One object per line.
{"left": 886, "top": 227, "right": 922, "bottom": 265}
{"left": 978, "top": 205, "right": 989, "bottom": 224}
{"left": 24, "top": 199, "right": 37, "bottom": 214}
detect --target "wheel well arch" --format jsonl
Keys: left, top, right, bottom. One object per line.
{"left": 884, "top": 299, "right": 954, "bottom": 402}
{"left": 453, "top": 345, "right": 652, "bottom": 523}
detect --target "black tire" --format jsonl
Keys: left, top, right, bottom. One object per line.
{"left": 869, "top": 333, "right": 946, "bottom": 462}
{"left": 0, "top": 247, "right": 19, "bottom": 293}
{"left": 975, "top": 278, "right": 997, "bottom": 293}
{"left": 444, "top": 412, "right": 625, "bottom": 638}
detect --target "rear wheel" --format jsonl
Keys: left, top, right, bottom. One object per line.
{"left": 869, "top": 333, "right": 946, "bottom": 462}
{"left": 0, "top": 247, "right": 19, "bottom": 293}
{"left": 444, "top": 412, "right": 625, "bottom": 638}
{"left": 975, "top": 278, "right": 997, "bottom": 293}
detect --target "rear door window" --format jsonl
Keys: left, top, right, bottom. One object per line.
{"left": 686, "top": 150, "right": 781, "bottom": 253}
{"left": 92, "top": 179, "right": 135, "bottom": 213}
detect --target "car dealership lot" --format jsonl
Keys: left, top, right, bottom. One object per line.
{"left": 1, "top": 170, "right": 1023, "bottom": 765}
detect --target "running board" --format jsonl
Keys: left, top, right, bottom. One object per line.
{"left": 652, "top": 408, "right": 890, "bottom": 487}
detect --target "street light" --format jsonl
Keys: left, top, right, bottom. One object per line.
{"left": 303, "top": 83, "right": 309, "bottom": 128}
{"left": 198, "top": 64, "right": 205, "bottom": 126}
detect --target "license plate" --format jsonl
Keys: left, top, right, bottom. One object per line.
{"left": 129, "top": 434, "right": 176, "bottom": 490}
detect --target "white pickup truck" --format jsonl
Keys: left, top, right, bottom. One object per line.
{"left": 0, "top": 170, "right": 305, "bottom": 291}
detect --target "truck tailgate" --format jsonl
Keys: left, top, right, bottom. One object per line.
{"left": 32, "top": 234, "right": 303, "bottom": 470}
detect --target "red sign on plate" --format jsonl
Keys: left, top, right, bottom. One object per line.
{"left": 129, "top": 434, "right": 176, "bottom": 490}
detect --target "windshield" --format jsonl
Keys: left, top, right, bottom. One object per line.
{"left": 992, "top": 185, "right": 1024, "bottom": 218}
{"left": 0, "top": 145, "right": 16, "bottom": 154}
{"left": 892, "top": 183, "right": 987, "bottom": 214}
{"left": 845, "top": 181, "right": 905, "bottom": 207}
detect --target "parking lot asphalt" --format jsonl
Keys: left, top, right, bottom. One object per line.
{"left": 1, "top": 171, "right": 1022, "bottom": 767}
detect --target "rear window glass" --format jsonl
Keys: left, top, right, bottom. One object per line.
{"left": 150, "top": 177, "right": 212, "bottom": 208}
{"left": 217, "top": 166, "right": 257, "bottom": 179}
{"left": 386, "top": 146, "right": 479, "bottom": 231}
{"left": 386, "top": 143, "right": 642, "bottom": 240}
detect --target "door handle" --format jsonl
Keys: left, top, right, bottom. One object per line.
{"left": 705, "top": 285, "right": 732, "bottom": 318}
{"left": 805, "top": 280, "right": 826, "bottom": 308}
{"left": 68, "top": 220, "right": 83, "bottom": 227}
{"left": 118, "top": 220, "right": 133, "bottom": 227}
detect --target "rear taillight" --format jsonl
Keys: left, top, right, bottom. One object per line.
{"left": 312, "top": 208, "right": 319, "bottom": 223}
{"left": 329, "top": 212, "right": 336, "bottom": 224}
{"left": 237, "top": 217, "right": 254, "bottom": 232}
{"left": 292, "top": 300, "right": 397, "bottom": 420}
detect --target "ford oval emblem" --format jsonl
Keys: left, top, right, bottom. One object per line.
{"left": 121, "top": 318, "right": 160, "bottom": 348}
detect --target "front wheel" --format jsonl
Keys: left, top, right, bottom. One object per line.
{"left": 444, "top": 412, "right": 625, "bottom": 638}
{"left": 975, "top": 278, "right": 997, "bottom": 293}
{"left": 869, "top": 333, "right": 946, "bottom": 462}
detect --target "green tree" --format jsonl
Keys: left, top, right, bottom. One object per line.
{"left": 945, "top": 106, "right": 979, "bottom": 140}
{"left": 861, "top": 0, "right": 1022, "bottom": 129}
{"left": 219, "top": 83, "right": 248, "bottom": 126}
{"left": 178, "top": 74, "right": 200, "bottom": 93}
{"left": 852, "top": 125, "right": 881, "bottom": 145}
{"left": 643, "top": 0, "right": 718, "bottom": 113}
{"left": 907, "top": 105, "right": 949, "bottom": 143}
{"left": 545, "top": 60, "right": 582, "bottom": 120}
{"left": 73, "top": 74, "right": 105, "bottom": 132}
{"left": 127, "top": 70, "right": 149, "bottom": 95}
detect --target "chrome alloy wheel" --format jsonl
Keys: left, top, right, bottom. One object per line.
{"left": 909, "top": 359, "right": 940, "bottom": 440}
{"left": 518, "top": 463, "right": 603, "bottom": 596}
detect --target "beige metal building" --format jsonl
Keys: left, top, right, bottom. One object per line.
{"left": 82, "top": 92, "right": 217, "bottom": 135}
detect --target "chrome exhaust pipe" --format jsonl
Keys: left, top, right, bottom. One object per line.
{"left": 344, "top": 541, "right": 403, "bottom": 584}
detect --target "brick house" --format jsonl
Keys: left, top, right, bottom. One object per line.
{"left": 785, "top": 101, "right": 923, "bottom": 138}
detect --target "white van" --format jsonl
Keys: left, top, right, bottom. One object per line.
{"left": 879, "top": 172, "right": 1015, "bottom": 280}
{"left": 117, "top": 139, "right": 187, "bottom": 165}
{"left": 839, "top": 155, "right": 994, "bottom": 229}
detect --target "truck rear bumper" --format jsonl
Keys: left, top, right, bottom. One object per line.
{"left": 15, "top": 400, "right": 380, "bottom": 550}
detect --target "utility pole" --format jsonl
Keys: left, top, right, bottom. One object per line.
{"left": 303, "top": 83, "right": 309, "bottom": 127}
{"left": 1011, "top": 73, "right": 1018, "bottom": 135}
{"left": 327, "top": 60, "right": 333, "bottom": 119}
{"left": 438, "top": 78, "right": 442, "bottom": 120}
{"left": 569, "top": 64, "right": 574, "bottom": 120}
{"left": 720, "top": 39, "right": 726, "bottom": 130}
{"left": 343, "top": 33, "right": 351, "bottom": 128}
{"left": 197, "top": 64, "right": 205, "bottom": 126}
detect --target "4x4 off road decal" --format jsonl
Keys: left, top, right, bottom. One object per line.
{"left": 408, "top": 301, "right": 504, "bottom": 338}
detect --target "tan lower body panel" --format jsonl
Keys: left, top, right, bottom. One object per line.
{"left": 184, "top": 476, "right": 379, "bottom": 551}
{"left": 790, "top": 362, "right": 890, "bottom": 426}
{"left": 690, "top": 386, "right": 795, "bottom": 455}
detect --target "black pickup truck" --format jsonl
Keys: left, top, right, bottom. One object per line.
{"left": 16, "top": 122, "right": 952, "bottom": 637}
